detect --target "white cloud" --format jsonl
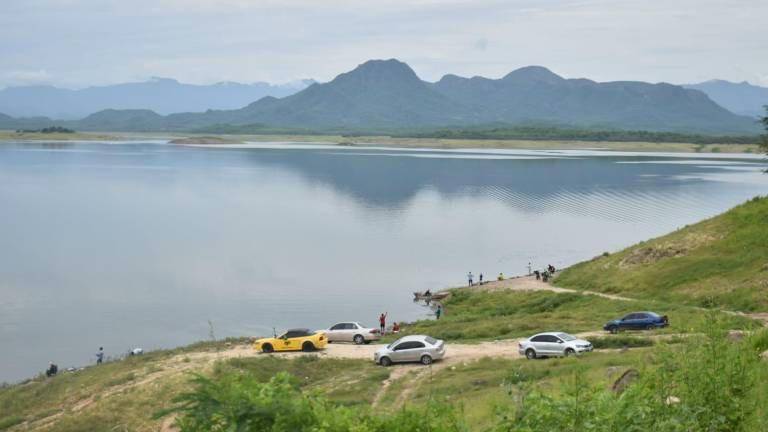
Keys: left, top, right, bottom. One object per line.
{"left": 0, "top": 69, "right": 52, "bottom": 86}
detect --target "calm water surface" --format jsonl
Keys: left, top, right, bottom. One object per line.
{"left": 1, "top": 141, "right": 766, "bottom": 382}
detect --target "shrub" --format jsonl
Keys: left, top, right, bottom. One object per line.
{"left": 589, "top": 336, "right": 653, "bottom": 349}
{"left": 748, "top": 328, "right": 768, "bottom": 353}
{"left": 166, "top": 371, "right": 468, "bottom": 432}
{"left": 495, "top": 321, "right": 768, "bottom": 431}
{"left": 0, "top": 415, "right": 24, "bottom": 430}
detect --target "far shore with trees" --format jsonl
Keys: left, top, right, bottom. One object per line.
{"left": 15, "top": 126, "right": 76, "bottom": 134}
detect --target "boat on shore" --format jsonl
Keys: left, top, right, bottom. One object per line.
{"left": 413, "top": 291, "right": 450, "bottom": 302}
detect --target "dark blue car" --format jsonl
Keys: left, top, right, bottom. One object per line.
{"left": 603, "top": 312, "right": 669, "bottom": 334}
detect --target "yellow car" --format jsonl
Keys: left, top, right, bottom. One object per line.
{"left": 253, "top": 328, "right": 327, "bottom": 353}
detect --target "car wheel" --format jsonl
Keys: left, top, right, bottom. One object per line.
{"left": 379, "top": 356, "right": 392, "bottom": 367}
{"left": 525, "top": 349, "right": 537, "bottom": 360}
{"left": 262, "top": 343, "right": 274, "bottom": 354}
{"left": 609, "top": 326, "right": 619, "bottom": 334}
{"left": 353, "top": 335, "right": 365, "bottom": 345}
{"left": 565, "top": 348, "right": 575, "bottom": 357}
{"left": 645, "top": 324, "right": 655, "bottom": 331}
{"left": 302, "top": 342, "right": 316, "bottom": 352}
{"left": 420, "top": 355, "right": 433, "bottom": 365}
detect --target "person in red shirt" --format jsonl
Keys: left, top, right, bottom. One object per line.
{"left": 379, "top": 312, "right": 387, "bottom": 335}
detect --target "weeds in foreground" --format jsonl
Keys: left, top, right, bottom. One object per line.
{"left": 163, "top": 372, "right": 468, "bottom": 432}
{"left": 166, "top": 322, "right": 768, "bottom": 431}
{"left": 497, "top": 320, "right": 768, "bottom": 431}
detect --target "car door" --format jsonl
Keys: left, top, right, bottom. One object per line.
{"left": 630, "top": 313, "right": 647, "bottom": 329}
{"left": 401, "top": 341, "right": 426, "bottom": 362}
{"left": 282, "top": 330, "right": 306, "bottom": 350}
{"left": 343, "top": 323, "right": 358, "bottom": 341}
{"left": 391, "top": 341, "right": 417, "bottom": 362}
{"left": 619, "top": 314, "right": 637, "bottom": 330}
{"left": 276, "top": 332, "right": 293, "bottom": 351}
{"left": 636, "top": 313, "right": 651, "bottom": 328}
{"left": 529, "top": 335, "right": 548, "bottom": 354}
{"left": 548, "top": 335, "right": 566, "bottom": 355}
{"left": 535, "top": 335, "right": 558, "bottom": 355}
{"left": 327, "top": 323, "right": 345, "bottom": 342}
{"left": 389, "top": 341, "right": 408, "bottom": 362}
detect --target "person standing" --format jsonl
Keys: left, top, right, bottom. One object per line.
{"left": 467, "top": 272, "right": 474, "bottom": 286}
{"left": 46, "top": 362, "right": 58, "bottom": 377}
{"left": 436, "top": 305, "right": 442, "bottom": 320}
{"left": 479, "top": 273, "right": 483, "bottom": 285}
{"left": 379, "top": 312, "right": 387, "bottom": 335}
{"left": 527, "top": 262, "right": 532, "bottom": 276}
{"left": 96, "top": 347, "right": 104, "bottom": 365}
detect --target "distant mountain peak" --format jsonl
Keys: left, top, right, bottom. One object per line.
{"left": 502, "top": 66, "right": 564, "bottom": 84}
{"left": 435, "top": 74, "right": 466, "bottom": 84}
{"left": 684, "top": 79, "right": 768, "bottom": 117}
{"left": 336, "top": 59, "right": 420, "bottom": 84}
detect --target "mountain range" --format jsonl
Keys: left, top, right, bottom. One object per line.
{"left": 0, "top": 78, "right": 313, "bottom": 119}
{"left": 0, "top": 59, "right": 763, "bottom": 134}
{"left": 684, "top": 80, "right": 768, "bottom": 117}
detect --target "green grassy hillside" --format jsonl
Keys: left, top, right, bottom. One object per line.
{"left": 393, "top": 289, "right": 756, "bottom": 342}
{"left": 556, "top": 196, "right": 768, "bottom": 311}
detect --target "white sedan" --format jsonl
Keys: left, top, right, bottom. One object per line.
{"left": 323, "top": 322, "right": 381, "bottom": 344}
{"left": 518, "top": 332, "right": 593, "bottom": 359}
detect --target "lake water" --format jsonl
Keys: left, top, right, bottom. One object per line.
{"left": 1, "top": 141, "right": 766, "bottom": 383}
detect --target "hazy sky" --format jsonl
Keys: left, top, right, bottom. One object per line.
{"left": 1, "top": 0, "right": 766, "bottom": 88}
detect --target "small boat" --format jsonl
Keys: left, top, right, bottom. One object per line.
{"left": 413, "top": 291, "right": 450, "bottom": 301}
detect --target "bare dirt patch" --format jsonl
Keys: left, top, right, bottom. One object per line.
{"left": 619, "top": 232, "right": 719, "bottom": 268}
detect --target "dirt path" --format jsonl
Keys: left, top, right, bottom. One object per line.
{"left": 476, "top": 274, "right": 634, "bottom": 301}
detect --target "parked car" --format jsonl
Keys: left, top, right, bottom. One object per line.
{"left": 324, "top": 322, "right": 381, "bottom": 344}
{"left": 603, "top": 312, "right": 669, "bottom": 334}
{"left": 253, "top": 328, "right": 327, "bottom": 353}
{"left": 374, "top": 335, "right": 445, "bottom": 366}
{"left": 518, "top": 332, "right": 593, "bottom": 359}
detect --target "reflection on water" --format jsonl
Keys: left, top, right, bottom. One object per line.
{"left": 0, "top": 142, "right": 766, "bottom": 382}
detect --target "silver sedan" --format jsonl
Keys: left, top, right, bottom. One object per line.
{"left": 518, "top": 332, "right": 593, "bottom": 359}
{"left": 323, "top": 322, "right": 381, "bottom": 344}
{"left": 374, "top": 335, "right": 446, "bottom": 366}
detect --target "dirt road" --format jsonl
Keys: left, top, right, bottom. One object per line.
{"left": 477, "top": 274, "right": 634, "bottom": 301}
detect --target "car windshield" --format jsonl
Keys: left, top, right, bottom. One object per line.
{"left": 557, "top": 333, "right": 576, "bottom": 341}
{"left": 425, "top": 336, "right": 438, "bottom": 345}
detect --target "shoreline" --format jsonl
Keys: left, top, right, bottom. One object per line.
{"left": 0, "top": 129, "right": 761, "bottom": 154}
{"left": 3, "top": 196, "right": 768, "bottom": 430}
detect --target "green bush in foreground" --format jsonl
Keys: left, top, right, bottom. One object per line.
{"left": 497, "top": 324, "right": 768, "bottom": 431}
{"left": 166, "top": 372, "right": 468, "bottom": 432}
{"left": 169, "top": 325, "right": 768, "bottom": 432}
